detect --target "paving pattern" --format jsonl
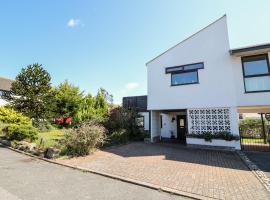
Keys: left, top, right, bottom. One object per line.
{"left": 58, "top": 142, "right": 270, "bottom": 200}
{"left": 0, "top": 145, "right": 188, "bottom": 200}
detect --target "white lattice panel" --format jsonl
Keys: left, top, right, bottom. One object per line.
{"left": 188, "top": 108, "right": 231, "bottom": 134}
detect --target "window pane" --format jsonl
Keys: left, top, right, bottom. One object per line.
{"left": 243, "top": 56, "right": 269, "bottom": 76}
{"left": 184, "top": 63, "right": 204, "bottom": 70}
{"left": 245, "top": 76, "right": 270, "bottom": 92}
{"left": 166, "top": 63, "right": 203, "bottom": 73}
{"left": 171, "top": 71, "right": 198, "bottom": 85}
{"left": 166, "top": 66, "right": 183, "bottom": 73}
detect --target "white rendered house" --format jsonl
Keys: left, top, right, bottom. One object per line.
{"left": 0, "top": 77, "right": 13, "bottom": 106}
{"left": 146, "top": 15, "right": 270, "bottom": 149}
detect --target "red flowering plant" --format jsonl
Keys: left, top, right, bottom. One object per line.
{"left": 54, "top": 117, "right": 72, "bottom": 128}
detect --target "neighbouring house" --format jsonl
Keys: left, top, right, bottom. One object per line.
{"left": 0, "top": 76, "right": 13, "bottom": 106}
{"left": 146, "top": 15, "right": 270, "bottom": 150}
{"left": 122, "top": 95, "right": 150, "bottom": 132}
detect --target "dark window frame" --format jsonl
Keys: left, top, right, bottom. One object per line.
{"left": 170, "top": 70, "right": 199, "bottom": 86}
{"left": 165, "top": 62, "right": 204, "bottom": 74}
{"left": 241, "top": 54, "right": 270, "bottom": 93}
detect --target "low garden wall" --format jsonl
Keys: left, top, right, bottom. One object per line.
{"left": 186, "top": 137, "right": 241, "bottom": 150}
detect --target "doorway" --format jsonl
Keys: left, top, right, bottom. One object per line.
{"left": 177, "top": 115, "right": 187, "bottom": 143}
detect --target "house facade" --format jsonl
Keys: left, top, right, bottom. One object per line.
{"left": 146, "top": 15, "right": 270, "bottom": 149}
{"left": 122, "top": 95, "right": 150, "bottom": 131}
{"left": 0, "top": 77, "right": 13, "bottom": 106}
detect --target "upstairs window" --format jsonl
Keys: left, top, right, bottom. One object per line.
{"left": 171, "top": 71, "right": 198, "bottom": 86}
{"left": 242, "top": 54, "right": 270, "bottom": 92}
{"left": 165, "top": 62, "right": 203, "bottom": 86}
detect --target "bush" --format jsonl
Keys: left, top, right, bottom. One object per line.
{"left": 104, "top": 107, "right": 145, "bottom": 141}
{"left": 239, "top": 118, "right": 266, "bottom": 138}
{"left": 3, "top": 124, "right": 38, "bottom": 141}
{"left": 0, "top": 107, "right": 31, "bottom": 125}
{"left": 62, "top": 122, "right": 106, "bottom": 156}
{"left": 187, "top": 131, "right": 239, "bottom": 142}
{"left": 34, "top": 121, "right": 54, "bottom": 132}
{"left": 106, "top": 129, "right": 129, "bottom": 146}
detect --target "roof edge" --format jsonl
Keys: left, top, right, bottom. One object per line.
{"left": 145, "top": 14, "right": 227, "bottom": 66}
{"left": 230, "top": 43, "right": 270, "bottom": 55}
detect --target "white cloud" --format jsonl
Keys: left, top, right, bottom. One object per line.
{"left": 120, "top": 82, "right": 140, "bottom": 94}
{"left": 67, "top": 19, "right": 80, "bottom": 27}
{"left": 125, "top": 82, "right": 139, "bottom": 90}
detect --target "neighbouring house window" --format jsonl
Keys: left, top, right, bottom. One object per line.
{"left": 242, "top": 54, "right": 270, "bottom": 92}
{"left": 136, "top": 116, "right": 144, "bottom": 127}
{"left": 188, "top": 108, "right": 231, "bottom": 134}
{"left": 165, "top": 62, "right": 203, "bottom": 86}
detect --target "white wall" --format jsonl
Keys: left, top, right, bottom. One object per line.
{"left": 150, "top": 111, "right": 160, "bottom": 142}
{"left": 147, "top": 16, "right": 237, "bottom": 110}
{"left": 231, "top": 52, "right": 270, "bottom": 107}
{"left": 0, "top": 98, "right": 8, "bottom": 106}
{"left": 147, "top": 15, "right": 270, "bottom": 110}
{"left": 139, "top": 112, "right": 149, "bottom": 131}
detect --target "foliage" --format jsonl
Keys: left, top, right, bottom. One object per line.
{"left": 34, "top": 120, "right": 54, "bottom": 132}
{"left": 104, "top": 107, "right": 144, "bottom": 141}
{"left": 3, "top": 124, "right": 38, "bottom": 142}
{"left": 35, "top": 129, "right": 65, "bottom": 149}
{"left": 186, "top": 131, "right": 239, "bottom": 142}
{"left": 0, "top": 107, "right": 31, "bottom": 125}
{"left": 239, "top": 118, "right": 267, "bottom": 138}
{"left": 62, "top": 122, "right": 106, "bottom": 156}
{"left": 105, "top": 129, "right": 129, "bottom": 146}
{"left": 75, "top": 89, "right": 111, "bottom": 124}
{"left": 50, "top": 80, "right": 83, "bottom": 125}
{"left": 5, "top": 64, "right": 52, "bottom": 121}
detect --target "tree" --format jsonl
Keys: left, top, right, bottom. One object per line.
{"left": 50, "top": 80, "right": 83, "bottom": 122}
{"left": 6, "top": 64, "right": 52, "bottom": 121}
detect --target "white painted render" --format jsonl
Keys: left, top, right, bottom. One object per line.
{"left": 186, "top": 138, "right": 241, "bottom": 150}
{"left": 146, "top": 16, "right": 270, "bottom": 110}
{"left": 0, "top": 98, "right": 8, "bottom": 106}
{"left": 138, "top": 112, "right": 149, "bottom": 131}
{"left": 147, "top": 15, "right": 269, "bottom": 148}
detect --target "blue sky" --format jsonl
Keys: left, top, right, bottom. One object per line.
{"left": 1, "top": 0, "right": 270, "bottom": 103}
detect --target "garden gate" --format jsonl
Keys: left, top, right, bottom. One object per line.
{"left": 239, "top": 113, "right": 270, "bottom": 151}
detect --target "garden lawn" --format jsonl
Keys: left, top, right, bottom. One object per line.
{"left": 35, "top": 129, "right": 65, "bottom": 149}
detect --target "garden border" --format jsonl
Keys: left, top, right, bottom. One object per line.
{"left": 236, "top": 151, "right": 270, "bottom": 193}
{"left": 0, "top": 141, "right": 208, "bottom": 200}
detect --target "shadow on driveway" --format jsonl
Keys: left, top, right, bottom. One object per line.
{"left": 244, "top": 151, "right": 270, "bottom": 178}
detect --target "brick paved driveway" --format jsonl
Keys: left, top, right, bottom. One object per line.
{"left": 58, "top": 143, "right": 270, "bottom": 200}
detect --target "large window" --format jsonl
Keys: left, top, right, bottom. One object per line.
{"left": 166, "top": 62, "right": 203, "bottom": 86}
{"left": 171, "top": 71, "right": 198, "bottom": 86}
{"left": 242, "top": 54, "right": 270, "bottom": 92}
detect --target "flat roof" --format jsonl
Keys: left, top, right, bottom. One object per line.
{"left": 230, "top": 43, "right": 270, "bottom": 56}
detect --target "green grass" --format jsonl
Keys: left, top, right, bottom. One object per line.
{"left": 35, "top": 129, "right": 65, "bottom": 149}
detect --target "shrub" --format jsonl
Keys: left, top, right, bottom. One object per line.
{"left": 0, "top": 107, "right": 31, "bottom": 125}
{"left": 62, "top": 122, "right": 106, "bottom": 156}
{"left": 187, "top": 131, "right": 239, "bottom": 142}
{"left": 3, "top": 124, "right": 38, "bottom": 141}
{"left": 104, "top": 107, "right": 145, "bottom": 141}
{"left": 34, "top": 121, "right": 54, "bottom": 132}
{"left": 239, "top": 118, "right": 266, "bottom": 138}
{"left": 106, "top": 129, "right": 129, "bottom": 146}
{"left": 203, "top": 132, "right": 213, "bottom": 142}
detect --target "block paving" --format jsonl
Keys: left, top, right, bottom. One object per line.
{"left": 58, "top": 143, "right": 270, "bottom": 200}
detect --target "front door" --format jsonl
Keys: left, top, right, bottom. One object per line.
{"left": 177, "top": 115, "right": 187, "bottom": 143}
